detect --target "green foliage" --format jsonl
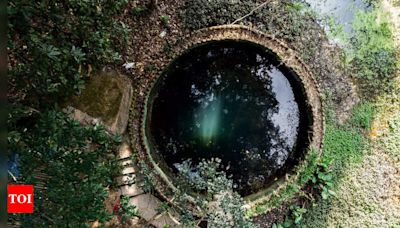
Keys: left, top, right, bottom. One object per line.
{"left": 349, "top": 102, "right": 375, "bottom": 130}
{"left": 8, "top": 0, "right": 129, "bottom": 106}
{"left": 117, "top": 196, "right": 139, "bottom": 224}
{"left": 8, "top": 1, "right": 131, "bottom": 225}
{"left": 311, "top": 159, "right": 336, "bottom": 200}
{"left": 282, "top": 205, "right": 308, "bottom": 227}
{"left": 156, "top": 202, "right": 171, "bottom": 215}
{"left": 131, "top": 6, "right": 149, "bottom": 16}
{"left": 160, "top": 15, "right": 170, "bottom": 25}
{"left": 138, "top": 161, "right": 156, "bottom": 193}
{"left": 380, "top": 111, "right": 400, "bottom": 159}
{"left": 346, "top": 8, "right": 398, "bottom": 97}
{"left": 323, "top": 122, "right": 368, "bottom": 177}
{"left": 8, "top": 109, "right": 120, "bottom": 226}
{"left": 174, "top": 159, "right": 256, "bottom": 228}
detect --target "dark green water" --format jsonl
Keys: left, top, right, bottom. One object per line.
{"left": 148, "top": 41, "right": 310, "bottom": 195}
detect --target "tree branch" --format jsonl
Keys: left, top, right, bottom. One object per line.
{"left": 230, "top": 1, "right": 271, "bottom": 25}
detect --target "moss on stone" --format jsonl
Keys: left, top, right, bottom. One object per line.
{"left": 69, "top": 71, "right": 123, "bottom": 125}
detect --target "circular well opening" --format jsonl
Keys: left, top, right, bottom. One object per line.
{"left": 145, "top": 40, "right": 313, "bottom": 196}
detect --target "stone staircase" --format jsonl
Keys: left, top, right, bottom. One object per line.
{"left": 116, "top": 141, "right": 181, "bottom": 227}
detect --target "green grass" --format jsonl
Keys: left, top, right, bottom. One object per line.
{"left": 301, "top": 103, "right": 400, "bottom": 227}
{"left": 380, "top": 112, "right": 400, "bottom": 159}
{"left": 348, "top": 102, "right": 376, "bottom": 130}
{"left": 247, "top": 102, "right": 375, "bottom": 218}
{"left": 322, "top": 102, "right": 374, "bottom": 185}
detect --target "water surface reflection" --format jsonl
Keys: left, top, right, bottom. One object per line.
{"left": 150, "top": 42, "right": 308, "bottom": 195}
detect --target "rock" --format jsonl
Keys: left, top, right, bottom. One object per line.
{"left": 129, "top": 194, "right": 182, "bottom": 227}
{"left": 160, "top": 30, "right": 167, "bottom": 38}
{"left": 129, "top": 194, "right": 161, "bottom": 221}
{"left": 123, "top": 62, "right": 135, "bottom": 69}
{"left": 150, "top": 213, "right": 182, "bottom": 228}
{"left": 64, "top": 70, "right": 133, "bottom": 135}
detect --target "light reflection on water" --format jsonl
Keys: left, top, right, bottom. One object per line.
{"left": 149, "top": 42, "right": 308, "bottom": 195}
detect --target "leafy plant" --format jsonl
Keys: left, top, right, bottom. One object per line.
{"left": 117, "top": 195, "right": 139, "bottom": 225}
{"left": 312, "top": 159, "right": 336, "bottom": 200}
{"left": 274, "top": 204, "right": 308, "bottom": 228}
{"left": 346, "top": 8, "right": 398, "bottom": 97}
{"left": 8, "top": 110, "right": 121, "bottom": 226}
{"left": 137, "top": 161, "right": 156, "bottom": 194}
{"left": 8, "top": 1, "right": 131, "bottom": 225}
{"left": 349, "top": 102, "right": 375, "bottom": 130}
{"left": 160, "top": 15, "right": 170, "bottom": 25}
{"left": 131, "top": 5, "right": 149, "bottom": 16}
{"left": 173, "top": 159, "right": 256, "bottom": 228}
{"left": 8, "top": 0, "right": 129, "bottom": 106}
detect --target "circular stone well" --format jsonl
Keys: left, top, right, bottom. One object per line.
{"left": 138, "top": 25, "right": 324, "bottom": 204}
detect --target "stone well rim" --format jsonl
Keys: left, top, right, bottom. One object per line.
{"left": 135, "top": 25, "right": 324, "bottom": 211}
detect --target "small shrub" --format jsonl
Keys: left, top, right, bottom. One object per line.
{"left": 131, "top": 6, "right": 149, "bottom": 16}
{"left": 8, "top": 0, "right": 130, "bottom": 106}
{"left": 160, "top": 15, "right": 170, "bottom": 25}
{"left": 311, "top": 159, "right": 336, "bottom": 200}
{"left": 117, "top": 195, "right": 139, "bottom": 224}
{"left": 349, "top": 102, "right": 375, "bottom": 130}
{"left": 8, "top": 110, "right": 121, "bottom": 226}
{"left": 174, "top": 159, "right": 256, "bottom": 227}
{"left": 274, "top": 204, "right": 307, "bottom": 228}
{"left": 346, "top": 9, "right": 398, "bottom": 97}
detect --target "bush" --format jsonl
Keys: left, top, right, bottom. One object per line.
{"left": 173, "top": 159, "right": 256, "bottom": 227}
{"left": 8, "top": 0, "right": 129, "bottom": 106}
{"left": 8, "top": 110, "right": 121, "bottom": 226}
{"left": 347, "top": 9, "right": 398, "bottom": 97}
{"left": 7, "top": 1, "right": 130, "bottom": 225}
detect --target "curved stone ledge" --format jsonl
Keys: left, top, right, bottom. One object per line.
{"left": 129, "top": 25, "right": 325, "bottom": 214}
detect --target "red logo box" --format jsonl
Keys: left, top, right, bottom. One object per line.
{"left": 8, "top": 185, "right": 34, "bottom": 213}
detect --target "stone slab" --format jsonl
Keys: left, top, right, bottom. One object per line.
{"left": 129, "top": 194, "right": 162, "bottom": 221}
{"left": 117, "top": 142, "right": 133, "bottom": 159}
{"left": 150, "top": 213, "right": 182, "bottom": 228}
{"left": 119, "top": 184, "right": 144, "bottom": 197}
{"left": 116, "top": 174, "right": 136, "bottom": 186}
{"left": 122, "top": 166, "right": 137, "bottom": 175}
{"left": 65, "top": 70, "right": 133, "bottom": 135}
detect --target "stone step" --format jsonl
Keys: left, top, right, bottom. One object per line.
{"left": 129, "top": 194, "right": 181, "bottom": 228}
{"left": 119, "top": 158, "right": 133, "bottom": 167}
{"left": 116, "top": 174, "right": 136, "bottom": 186}
{"left": 119, "top": 184, "right": 144, "bottom": 197}
{"left": 121, "top": 166, "right": 137, "bottom": 175}
{"left": 129, "top": 194, "right": 161, "bottom": 221}
{"left": 117, "top": 142, "right": 132, "bottom": 159}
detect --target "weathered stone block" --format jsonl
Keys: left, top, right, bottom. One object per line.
{"left": 65, "top": 70, "right": 133, "bottom": 135}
